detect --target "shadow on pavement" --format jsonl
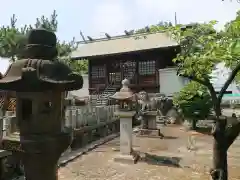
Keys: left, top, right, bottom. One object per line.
{"left": 163, "top": 136, "right": 178, "bottom": 140}
{"left": 139, "top": 152, "right": 181, "bottom": 168}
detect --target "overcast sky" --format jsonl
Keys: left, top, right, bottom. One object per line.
{"left": 0, "top": 0, "right": 240, "bottom": 73}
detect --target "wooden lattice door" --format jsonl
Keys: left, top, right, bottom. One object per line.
{"left": 122, "top": 60, "right": 137, "bottom": 84}
{"left": 108, "top": 61, "right": 122, "bottom": 86}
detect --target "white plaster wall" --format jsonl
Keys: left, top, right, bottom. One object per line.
{"left": 159, "top": 68, "right": 187, "bottom": 96}
{"left": 210, "top": 62, "right": 240, "bottom": 101}
{"left": 68, "top": 74, "right": 89, "bottom": 98}
{"left": 158, "top": 63, "right": 240, "bottom": 101}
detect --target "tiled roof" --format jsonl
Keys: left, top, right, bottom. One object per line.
{"left": 71, "top": 32, "right": 179, "bottom": 59}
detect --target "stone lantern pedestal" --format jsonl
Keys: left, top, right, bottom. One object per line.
{"left": 111, "top": 78, "right": 139, "bottom": 164}
{"left": 114, "top": 111, "right": 137, "bottom": 164}
{"left": 138, "top": 111, "right": 163, "bottom": 138}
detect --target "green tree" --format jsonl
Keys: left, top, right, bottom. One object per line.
{"left": 170, "top": 16, "right": 240, "bottom": 180}
{"left": 135, "top": 21, "right": 172, "bottom": 34}
{"left": 139, "top": 15, "right": 240, "bottom": 180}
{"left": 173, "top": 81, "right": 212, "bottom": 129}
{"left": 0, "top": 10, "right": 88, "bottom": 73}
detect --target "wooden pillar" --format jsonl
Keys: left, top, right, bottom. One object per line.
{"left": 135, "top": 59, "right": 139, "bottom": 92}
{"left": 88, "top": 59, "right": 92, "bottom": 90}
{"left": 104, "top": 60, "right": 108, "bottom": 87}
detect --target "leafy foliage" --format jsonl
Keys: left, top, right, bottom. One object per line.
{"left": 171, "top": 11, "right": 240, "bottom": 83}
{"left": 142, "top": 14, "right": 240, "bottom": 84}
{"left": 0, "top": 10, "right": 88, "bottom": 73}
{"left": 173, "top": 82, "right": 212, "bottom": 119}
{"left": 218, "top": 11, "right": 240, "bottom": 82}
{"left": 135, "top": 21, "right": 173, "bottom": 34}
{"left": 170, "top": 21, "right": 223, "bottom": 81}
{"left": 162, "top": 12, "right": 240, "bottom": 180}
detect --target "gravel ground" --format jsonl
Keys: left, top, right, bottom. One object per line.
{"left": 58, "top": 126, "right": 240, "bottom": 180}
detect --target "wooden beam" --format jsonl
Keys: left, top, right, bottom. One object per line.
{"left": 80, "top": 31, "right": 86, "bottom": 42}
{"left": 87, "top": 36, "right": 94, "bottom": 41}
{"left": 105, "top": 33, "right": 111, "bottom": 39}
{"left": 124, "top": 30, "right": 130, "bottom": 35}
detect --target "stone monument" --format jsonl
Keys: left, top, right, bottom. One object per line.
{"left": 137, "top": 91, "right": 164, "bottom": 138}
{"left": 110, "top": 78, "right": 139, "bottom": 164}
{"left": 0, "top": 29, "right": 83, "bottom": 180}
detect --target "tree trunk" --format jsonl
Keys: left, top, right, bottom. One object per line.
{"left": 212, "top": 140, "right": 228, "bottom": 180}
{"left": 211, "top": 118, "right": 228, "bottom": 180}
{"left": 179, "top": 61, "right": 240, "bottom": 180}
{"left": 191, "top": 119, "right": 197, "bottom": 130}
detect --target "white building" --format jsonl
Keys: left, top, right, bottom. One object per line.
{"left": 158, "top": 62, "right": 240, "bottom": 103}
{"left": 210, "top": 62, "right": 240, "bottom": 102}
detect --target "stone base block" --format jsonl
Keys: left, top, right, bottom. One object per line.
{"left": 114, "top": 154, "right": 139, "bottom": 164}
{"left": 137, "top": 129, "right": 164, "bottom": 138}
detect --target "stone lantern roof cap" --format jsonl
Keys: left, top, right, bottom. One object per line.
{"left": 110, "top": 78, "right": 136, "bottom": 100}
{"left": 0, "top": 59, "right": 83, "bottom": 92}
{"left": 0, "top": 29, "right": 83, "bottom": 92}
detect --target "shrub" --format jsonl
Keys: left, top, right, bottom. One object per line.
{"left": 173, "top": 81, "right": 212, "bottom": 120}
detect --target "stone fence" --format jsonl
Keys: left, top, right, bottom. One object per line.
{"left": 65, "top": 104, "right": 120, "bottom": 149}
{"left": 65, "top": 105, "right": 119, "bottom": 129}
{"left": 0, "top": 105, "right": 120, "bottom": 178}
{"left": 0, "top": 104, "right": 120, "bottom": 151}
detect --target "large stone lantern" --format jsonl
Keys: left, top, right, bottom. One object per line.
{"left": 0, "top": 29, "right": 83, "bottom": 180}
{"left": 110, "top": 78, "right": 138, "bottom": 164}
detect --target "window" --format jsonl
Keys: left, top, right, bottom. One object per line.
{"left": 91, "top": 65, "right": 106, "bottom": 88}
{"left": 91, "top": 66, "right": 106, "bottom": 78}
{"left": 138, "top": 61, "right": 156, "bottom": 75}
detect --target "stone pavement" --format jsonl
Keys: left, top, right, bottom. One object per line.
{"left": 57, "top": 126, "right": 240, "bottom": 180}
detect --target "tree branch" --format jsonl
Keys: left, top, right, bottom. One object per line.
{"left": 218, "top": 62, "right": 240, "bottom": 104}
{"left": 206, "top": 81, "right": 220, "bottom": 116}
{"left": 225, "top": 121, "right": 240, "bottom": 150}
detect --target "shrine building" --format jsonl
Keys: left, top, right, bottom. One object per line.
{"left": 71, "top": 31, "right": 180, "bottom": 94}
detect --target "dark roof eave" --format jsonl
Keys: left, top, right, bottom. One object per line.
{"left": 71, "top": 44, "right": 180, "bottom": 60}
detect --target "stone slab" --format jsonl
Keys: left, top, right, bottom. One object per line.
{"left": 114, "top": 154, "right": 138, "bottom": 164}
{"left": 137, "top": 129, "right": 163, "bottom": 138}
{"left": 142, "top": 111, "right": 158, "bottom": 116}
{"left": 114, "top": 111, "right": 136, "bottom": 118}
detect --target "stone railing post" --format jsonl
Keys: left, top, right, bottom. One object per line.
{"left": 65, "top": 108, "right": 73, "bottom": 128}
{"left": 0, "top": 110, "right": 3, "bottom": 141}
{"left": 72, "top": 109, "right": 77, "bottom": 129}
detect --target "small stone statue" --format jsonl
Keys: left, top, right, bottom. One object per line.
{"left": 137, "top": 91, "right": 154, "bottom": 129}
{"left": 137, "top": 91, "right": 151, "bottom": 111}
{"left": 136, "top": 91, "right": 163, "bottom": 137}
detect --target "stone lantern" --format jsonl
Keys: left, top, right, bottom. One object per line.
{"left": 0, "top": 29, "right": 83, "bottom": 180}
{"left": 110, "top": 78, "right": 138, "bottom": 164}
